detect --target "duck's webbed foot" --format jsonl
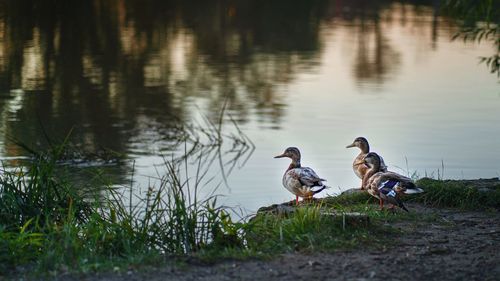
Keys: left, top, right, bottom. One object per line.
{"left": 302, "top": 196, "right": 316, "bottom": 204}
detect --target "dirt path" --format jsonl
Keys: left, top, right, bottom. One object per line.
{"left": 63, "top": 204, "right": 500, "bottom": 281}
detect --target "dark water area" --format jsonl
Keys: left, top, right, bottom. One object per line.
{"left": 0, "top": 0, "right": 499, "bottom": 213}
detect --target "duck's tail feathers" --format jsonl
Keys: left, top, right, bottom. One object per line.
{"left": 403, "top": 185, "right": 424, "bottom": 194}
{"left": 312, "top": 185, "right": 330, "bottom": 194}
{"left": 400, "top": 181, "right": 424, "bottom": 194}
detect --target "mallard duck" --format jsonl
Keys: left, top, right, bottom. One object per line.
{"left": 274, "top": 147, "right": 329, "bottom": 205}
{"left": 346, "top": 137, "right": 388, "bottom": 189}
{"left": 362, "top": 152, "right": 423, "bottom": 212}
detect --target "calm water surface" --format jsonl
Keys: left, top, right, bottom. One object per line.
{"left": 0, "top": 0, "right": 499, "bottom": 213}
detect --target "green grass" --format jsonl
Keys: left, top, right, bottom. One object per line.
{"left": 0, "top": 142, "right": 246, "bottom": 276}
{"left": 2, "top": 139, "right": 500, "bottom": 278}
{"left": 322, "top": 190, "right": 374, "bottom": 206}
{"left": 195, "top": 191, "right": 451, "bottom": 262}
{"left": 0, "top": 220, "right": 44, "bottom": 270}
{"left": 0, "top": 155, "right": 413, "bottom": 276}
{"left": 323, "top": 178, "right": 500, "bottom": 211}
{"left": 411, "top": 178, "right": 500, "bottom": 210}
{"left": 0, "top": 109, "right": 256, "bottom": 276}
{"left": 244, "top": 205, "right": 378, "bottom": 254}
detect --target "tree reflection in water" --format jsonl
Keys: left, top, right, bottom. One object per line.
{"left": 0, "top": 0, "right": 454, "bottom": 177}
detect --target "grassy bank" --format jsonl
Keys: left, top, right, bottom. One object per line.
{"left": 411, "top": 178, "right": 500, "bottom": 210}
{"left": 0, "top": 148, "right": 228, "bottom": 275}
{"left": 322, "top": 177, "right": 500, "bottom": 211}
{"left": 1, "top": 146, "right": 499, "bottom": 278}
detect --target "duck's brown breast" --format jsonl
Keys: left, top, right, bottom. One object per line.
{"left": 353, "top": 153, "right": 367, "bottom": 179}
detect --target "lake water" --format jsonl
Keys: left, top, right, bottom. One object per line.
{"left": 0, "top": 0, "right": 499, "bottom": 214}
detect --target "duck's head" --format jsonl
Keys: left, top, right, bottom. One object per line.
{"left": 363, "top": 152, "right": 381, "bottom": 168}
{"left": 346, "top": 137, "right": 370, "bottom": 153}
{"left": 274, "top": 147, "right": 301, "bottom": 162}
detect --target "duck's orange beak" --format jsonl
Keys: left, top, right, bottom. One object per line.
{"left": 274, "top": 153, "right": 286, "bottom": 158}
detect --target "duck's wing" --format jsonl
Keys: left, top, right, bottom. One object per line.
{"left": 372, "top": 173, "right": 410, "bottom": 212}
{"left": 296, "top": 167, "right": 326, "bottom": 187}
{"left": 284, "top": 168, "right": 327, "bottom": 197}
{"left": 376, "top": 171, "right": 411, "bottom": 184}
{"left": 374, "top": 172, "right": 423, "bottom": 194}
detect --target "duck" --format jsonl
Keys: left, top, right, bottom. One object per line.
{"left": 346, "top": 137, "right": 388, "bottom": 189}
{"left": 362, "top": 152, "right": 423, "bottom": 212}
{"left": 274, "top": 147, "right": 329, "bottom": 205}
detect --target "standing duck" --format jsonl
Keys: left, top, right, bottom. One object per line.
{"left": 346, "top": 137, "right": 388, "bottom": 189}
{"left": 362, "top": 152, "right": 423, "bottom": 212}
{"left": 274, "top": 147, "right": 329, "bottom": 205}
